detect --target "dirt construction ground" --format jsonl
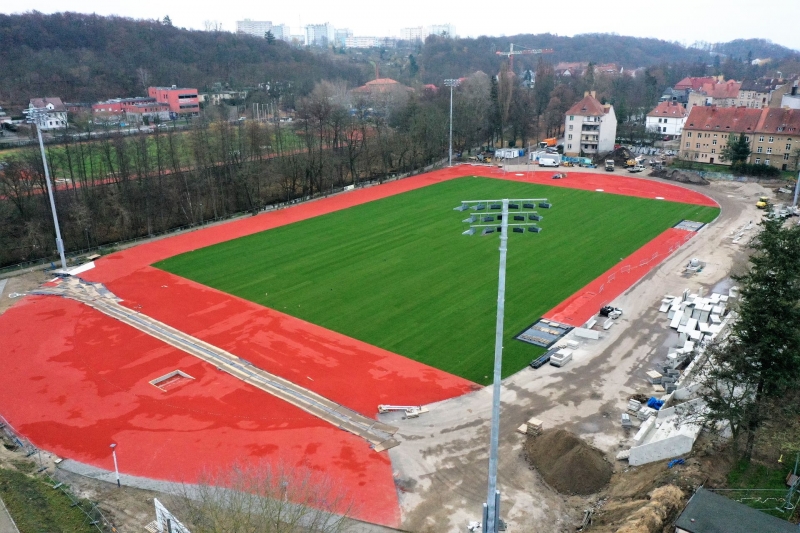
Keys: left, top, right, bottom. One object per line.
{"left": 385, "top": 168, "right": 768, "bottom": 532}
{"left": 0, "top": 168, "right": 774, "bottom": 532}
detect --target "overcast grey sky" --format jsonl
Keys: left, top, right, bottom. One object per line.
{"left": 6, "top": 0, "right": 800, "bottom": 52}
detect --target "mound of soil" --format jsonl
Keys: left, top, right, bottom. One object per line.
{"left": 523, "top": 428, "right": 612, "bottom": 495}
{"left": 650, "top": 168, "right": 710, "bottom": 186}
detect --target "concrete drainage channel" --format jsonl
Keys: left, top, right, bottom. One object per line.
{"left": 31, "top": 276, "right": 400, "bottom": 452}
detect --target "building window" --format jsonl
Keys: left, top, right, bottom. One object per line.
{"left": 569, "top": 125, "right": 573, "bottom": 131}
{"left": 685, "top": 142, "right": 690, "bottom": 147}
{"left": 687, "top": 132, "right": 692, "bottom": 138}
{"left": 767, "top": 147, "right": 772, "bottom": 154}
{"left": 784, "top": 154, "right": 790, "bottom": 160}
{"left": 786, "top": 143, "right": 792, "bottom": 151}
{"left": 568, "top": 134, "right": 572, "bottom": 140}
{"left": 711, "top": 148, "right": 716, "bottom": 154}
{"left": 569, "top": 116, "right": 574, "bottom": 121}
{"left": 712, "top": 139, "right": 717, "bottom": 145}
{"left": 765, "top": 159, "right": 770, "bottom": 165}
{"left": 757, "top": 146, "right": 763, "bottom": 153}
{"left": 755, "top": 158, "right": 760, "bottom": 164}
{"left": 745, "top": 136, "right": 750, "bottom": 142}
{"left": 759, "top": 135, "right": 764, "bottom": 142}
{"left": 567, "top": 144, "right": 572, "bottom": 149}
{"left": 768, "top": 136, "right": 774, "bottom": 143}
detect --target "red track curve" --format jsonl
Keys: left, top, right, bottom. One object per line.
{"left": 0, "top": 166, "right": 716, "bottom": 526}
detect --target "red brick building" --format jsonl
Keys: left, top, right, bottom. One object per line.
{"left": 147, "top": 86, "right": 200, "bottom": 116}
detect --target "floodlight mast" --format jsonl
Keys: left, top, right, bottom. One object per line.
{"left": 444, "top": 79, "right": 460, "bottom": 167}
{"left": 456, "top": 197, "right": 550, "bottom": 533}
{"left": 25, "top": 106, "right": 67, "bottom": 269}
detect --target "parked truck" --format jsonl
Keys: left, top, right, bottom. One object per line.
{"left": 605, "top": 160, "right": 615, "bottom": 171}
{"left": 537, "top": 138, "right": 557, "bottom": 149}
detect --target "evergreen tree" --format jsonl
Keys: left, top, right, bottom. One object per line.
{"left": 265, "top": 30, "right": 275, "bottom": 44}
{"left": 700, "top": 218, "right": 800, "bottom": 459}
{"left": 721, "top": 133, "right": 751, "bottom": 165}
{"left": 162, "top": 15, "right": 172, "bottom": 26}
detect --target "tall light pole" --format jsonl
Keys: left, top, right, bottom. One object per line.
{"left": 110, "top": 443, "right": 120, "bottom": 487}
{"left": 455, "top": 197, "right": 552, "bottom": 532}
{"left": 444, "top": 79, "right": 460, "bottom": 166}
{"left": 24, "top": 106, "right": 67, "bottom": 269}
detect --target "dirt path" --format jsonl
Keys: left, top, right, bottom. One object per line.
{"left": 388, "top": 176, "right": 765, "bottom": 532}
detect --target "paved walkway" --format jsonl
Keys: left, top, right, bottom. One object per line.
{"left": 0, "top": 496, "right": 20, "bottom": 533}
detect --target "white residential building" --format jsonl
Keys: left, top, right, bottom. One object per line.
{"left": 236, "top": 19, "right": 272, "bottom": 38}
{"left": 563, "top": 92, "right": 617, "bottom": 156}
{"left": 305, "top": 23, "right": 335, "bottom": 47}
{"left": 400, "top": 27, "right": 424, "bottom": 41}
{"left": 345, "top": 36, "right": 379, "bottom": 48}
{"left": 426, "top": 24, "right": 455, "bottom": 38}
{"left": 646, "top": 101, "right": 688, "bottom": 137}
{"left": 29, "top": 97, "right": 68, "bottom": 130}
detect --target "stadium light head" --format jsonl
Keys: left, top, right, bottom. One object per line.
{"left": 454, "top": 203, "right": 470, "bottom": 211}
{"left": 473, "top": 203, "right": 486, "bottom": 211}
{"left": 538, "top": 202, "right": 552, "bottom": 209}
{"left": 463, "top": 215, "right": 477, "bottom": 223}
{"left": 481, "top": 227, "right": 496, "bottom": 236}
{"left": 508, "top": 203, "right": 519, "bottom": 209}
{"left": 463, "top": 227, "right": 477, "bottom": 236}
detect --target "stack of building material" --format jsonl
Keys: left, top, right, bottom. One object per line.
{"left": 517, "top": 417, "right": 544, "bottom": 436}
{"left": 628, "top": 399, "right": 642, "bottom": 412}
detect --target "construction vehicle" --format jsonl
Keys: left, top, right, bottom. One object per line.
{"left": 605, "top": 160, "right": 615, "bottom": 171}
{"left": 537, "top": 138, "right": 557, "bottom": 149}
{"left": 624, "top": 158, "right": 636, "bottom": 168}
{"left": 756, "top": 196, "right": 769, "bottom": 209}
{"left": 377, "top": 405, "right": 429, "bottom": 418}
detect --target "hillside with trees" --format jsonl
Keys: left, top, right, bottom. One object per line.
{"left": 0, "top": 12, "right": 366, "bottom": 107}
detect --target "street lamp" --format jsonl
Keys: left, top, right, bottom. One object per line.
{"left": 23, "top": 106, "right": 67, "bottom": 270}
{"left": 455, "top": 197, "right": 552, "bottom": 533}
{"left": 444, "top": 79, "right": 460, "bottom": 166}
{"left": 110, "top": 443, "right": 120, "bottom": 487}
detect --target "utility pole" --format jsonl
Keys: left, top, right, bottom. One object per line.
{"left": 445, "top": 79, "right": 460, "bottom": 166}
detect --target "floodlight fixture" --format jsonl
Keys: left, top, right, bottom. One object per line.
{"left": 523, "top": 203, "right": 535, "bottom": 209}
{"left": 483, "top": 216, "right": 495, "bottom": 222}
{"left": 474, "top": 203, "right": 486, "bottom": 210}
{"left": 513, "top": 227, "right": 524, "bottom": 233}
{"left": 490, "top": 203, "right": 501, "bottom": 210}
{"left": 528, "top": 226, "right": 542, "bottom": 233}
{"left": 454, "top": 203, "right": 470, "bottom": 211}
{"left": 463, "top": 215, "right": 477, "bottom": 223}
{"left": 463, "top": 227, "right": 477, "bottom": 236}
{"left": 508, "top": 203, "right": 519, "bottom": 209}
{"left": 513, "top": 215, "right": 524, "bottom": 221}
{"left": 539, "top": 202, "right": 552, "bottom": 209}
{"left": 481, "top": 227, "right": 495, "bottom": 235}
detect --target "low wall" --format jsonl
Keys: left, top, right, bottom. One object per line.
{"left": 628, "top": 434, "right": 695, "bottom": 466}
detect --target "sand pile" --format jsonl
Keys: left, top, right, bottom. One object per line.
{"left": 614, "top": 485, "right": 684, "bottom": 533}
{"left": 524, "top": 428, "right": 612, "bottom": 495}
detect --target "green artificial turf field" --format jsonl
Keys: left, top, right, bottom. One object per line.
{"left": 156, "top": 177, "right": 718, "bottom": 384}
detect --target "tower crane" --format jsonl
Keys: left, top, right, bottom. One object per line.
{"left": 496, "top": 44, "right": 554, "bottom": 72}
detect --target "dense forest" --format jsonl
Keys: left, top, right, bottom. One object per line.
{"left": 0, "top": 12, "right": 366, "bottom": 105}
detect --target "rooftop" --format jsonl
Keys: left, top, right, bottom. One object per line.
{"left": 675, "top": 487, "right": 797, "bottom": 533}
{"left": 684, "top": 106, "right": 762, "bottom": 133}
{"left": 697, "top": 80, "right": 741, "bottom": 99}
{"left": 29, "top": 97, "right": 66, "bottom": 112}
{"left": 755, "top": 107, "right": 800, "bottom": 135}
{"left": 675, "top": 76, "right": 717, "bottom": 91}
{"left": 647, "top": 101, "right": 687, "bottom": 118}
{"left": 566, "top": 94, "right": 608, "bottom": 117}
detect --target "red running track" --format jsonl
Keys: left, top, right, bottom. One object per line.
{"left": 0, "top": 165, "right": 715, "bottom": 527}
{"left": 542, "top": 227, "right": 696, "bottom": 327}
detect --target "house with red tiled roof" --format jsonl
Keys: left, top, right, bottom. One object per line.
{"left": 687, "top": 80, "right": 742, "bottom": 112}
{"left": 674, "top": 77, "right": 717, "bottom": 92}
{"left": 351, "top": 78, "right": 411, "bottom": 95}
{"left": 563, "top": 91, "right": 617, "bottom": 156}
{"left": 646, "top": 101, "right": 688, "bottom": 137}
{"left": 749, "top": 107, "right": 800, "bottom": 170}
{"left": 679, "top": 106, "right": 763, "bottom": 165}
{"left": 554, "top": 62, "right": 589, "bottom": 77}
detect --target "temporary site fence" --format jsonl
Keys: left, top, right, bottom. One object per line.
{"left": 0, "top": 413, "right": 116, "bottom": 532}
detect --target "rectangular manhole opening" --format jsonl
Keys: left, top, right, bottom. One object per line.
{"left": 150, "top": 370, "right": 194, "bottom": 392}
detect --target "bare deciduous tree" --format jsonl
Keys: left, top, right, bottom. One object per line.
{"left": 170, "top": 461, "right": 355, "bottom": 533}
